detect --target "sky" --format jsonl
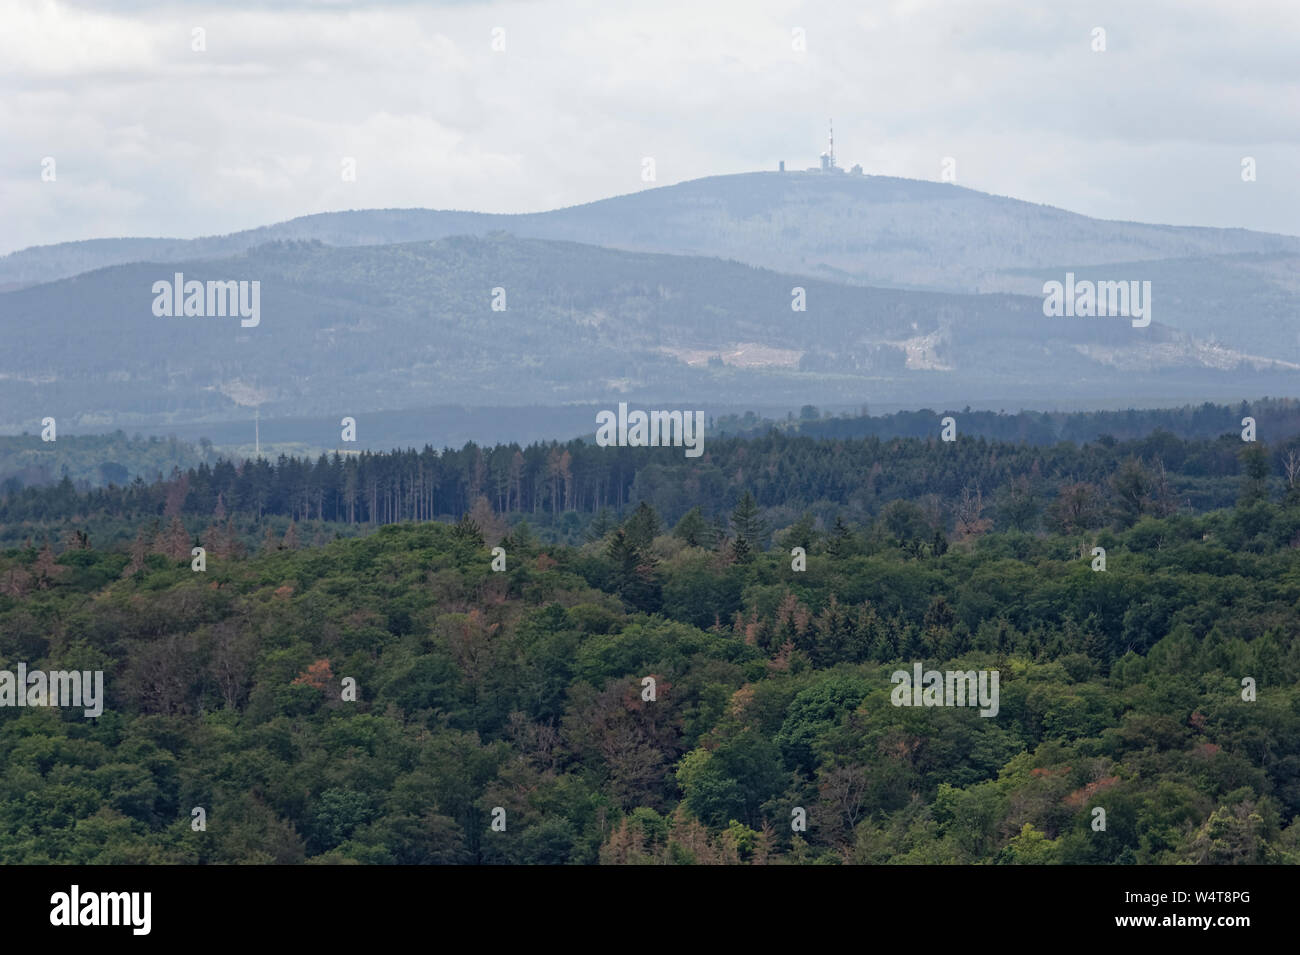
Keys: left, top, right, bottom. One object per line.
{"left": 2, "top": 0, "right": 1298, "bottom": 255}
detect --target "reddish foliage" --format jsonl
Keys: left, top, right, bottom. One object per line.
{"left": 1065, "top": 775, "right": 1120, "bottom": 807}
{"left": 292, "top": 658, "right": 334, "bottom": 691}
{"left": 1031, "top": 765, "right": 1071, "bottom": 778}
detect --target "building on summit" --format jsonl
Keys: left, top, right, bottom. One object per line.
{"left": 778, "top": 121, "right": 865, "bottom": 175}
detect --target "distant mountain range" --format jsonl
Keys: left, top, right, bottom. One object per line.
{"left": 1, "top": 171, "right": 1297, "bottom": 434}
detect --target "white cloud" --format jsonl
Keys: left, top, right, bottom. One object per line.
{"left": 2, "top": 0, "right": 1297, "bottom": 254}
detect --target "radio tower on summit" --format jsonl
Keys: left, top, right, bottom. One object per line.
{"left": 820, "top": 119, "right": 837, "bottom": 172}
{"left": 785, "top": 119, "right": 858, "bottom": 174}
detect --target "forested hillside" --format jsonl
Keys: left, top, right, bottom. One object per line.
{"left": 0, "top": 431, "right": 212, "bottom": 491}
{"left": 6, "top": 231, "right": 1299, "bottom": 435}
{"left": 3, "top": 414, "right": 1298, "bottom": 549}
{"left": 1, "top": 424, "right": 1298, "bottom": 864}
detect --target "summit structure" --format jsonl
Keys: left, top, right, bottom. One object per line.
{"left": 779, "top": 121, "right": 864, "bottom": 174}
{"left": 819, "top": 119, "right": 837, "bottom": 171}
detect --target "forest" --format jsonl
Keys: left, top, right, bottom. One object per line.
{"left": 0, "top": 415, "right": 1298, "bottom": 864}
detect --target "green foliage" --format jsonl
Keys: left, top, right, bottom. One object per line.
{"left": 3, "top": 420, "right": 1300, "bottom": 865}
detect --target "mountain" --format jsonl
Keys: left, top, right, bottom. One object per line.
{"left": 6, "top": 172, "right": 1298, "bottom": 292}
{"left": 2, "top": 233, "right": 1295, "bottom": 433}
{"left": 7, "top": 170, "right": 1297, "bottom": 364}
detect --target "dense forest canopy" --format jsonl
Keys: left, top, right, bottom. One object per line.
{"left": 4, "top": 402, "right": 1300, "bottom": 548}
{"left": 1, "top": 409, "right": 1298, "bottom": 864}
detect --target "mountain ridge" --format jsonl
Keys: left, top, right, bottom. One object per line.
{"left": 2, "top": 232, "right": 1295, "bottom": 433}
{"left": 7, "top": 172, "right": 1299, "bottom": 291}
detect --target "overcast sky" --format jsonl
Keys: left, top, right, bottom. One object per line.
{"left": 3, "top": 0, "right": 1298, "bottom": 255}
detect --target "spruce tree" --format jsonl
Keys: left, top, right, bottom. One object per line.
{"left": 586, "top": 508, "right": 616, "bottom": 542}
{"left": 779, "top": 512, "right": 817, "bottom": 552}
{"left": 825, "top": 516, "right": 855, "bottom": 558}
{"left": 606, "top": 528, "right": 661, "bottom": 612}
{"left": 451, "top": 513, "right": 484, "bottom": 547}
{"left": 729, "top": 491, "right": 767, "bottom": 558}
{"left": 624, "top": 501, "right": 661, "bottom": 551}
{"left": 673, "top": 506, "right": 714, "bottom": 548}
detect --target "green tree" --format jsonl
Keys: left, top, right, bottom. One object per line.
{"left": 586, "top": 508, "right": 616, "bottom": 542}
{"left": 605, "top": 529, "right": 661, "bottom": 612}
{"left": 624, "top": 501, "right": 661, "bottom": 551}
{"left": 1238, "top": 444, "right": 1270, "bottom": 507}
{"left": 673, "top": 506, "right": 714, "bottom": 548}
{"left": 451, "top": 513, "right": 484, "bottom": 547}
{"left": 825, "top": 516, "right": 857, "bottom": 558}
{"left": 729, "top": 492, "right": 767, "bottom": 562}
{"left": 779, "top": 512, "right": 818, "bottom": 552}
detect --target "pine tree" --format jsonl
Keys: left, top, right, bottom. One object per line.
{"left": 32, "top": 539, "right": 62, "bottom": 589}
{"left": 451, "top": 513, "right": 484, "bottom": 547}
{"left": 729, "top": 492, "right": 767, "bottom": 561}
{"left": 1238, "top": 444, "right": 1270, "bottom": 507}
{"left": 673, "top": 506, "right": 714, "bottom": 548}
{"left": 163, "top": 516, "right": 190, "bottom": 561}
{"left": 122, "top": 530, "right": 150, "bottom": 579}
{"left": 260, "top": 523, "right": 279, "bottom": 554}
{"left": 469, "top": 496, "right": 507, "bottom": 545}
{"left": 779, "top": 512, "right": 817, "bottom": 552}
{"left": 606, "top": 529, "right": 661, "bottom": 612}
{"left": 624, "top": 501, "right": 661, "bottom": 551}
{"left": 0, "top": 564, "right": 33, "bottom": 598}
{"left": 503, "top": 519, "right": 536, "bottom": 555}
{"left": 825, "top": 516, "right": 855, "bottom": 558}
{"left": 586, "top": 508, "right": 616, "bottom": 542}
{"left": 63, "top": 528, "right": 91, "bottom": 550}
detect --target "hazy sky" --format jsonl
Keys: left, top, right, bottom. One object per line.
{"left": 3, "top": 0, "right": 1298, "bottom": 254}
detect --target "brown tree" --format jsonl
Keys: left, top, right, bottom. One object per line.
{"left": 292, "top": 658, "right": 334, "bottom": 692}
{"left": 32, "top": 539, "right": 63, "bottom": 589}
{"left": 122, "top": 529, "right": 150, "bottom": 578}
{"left": 468, "top": 496, "right": 506, "bottom": 546}
{"left": 0, "top": 563, "right": 33, "bottom": 598}
{"left": 1048, "top": 482, "right": 1103, "bottom": 535}
{"left": 954, "top": 484, "right": 993, "bottom": 539}
{"left": 208, "top": 620, "right": 256, "bottom": 709}
{"left": 155, "top": 516, "right": 191, "bottom": 562}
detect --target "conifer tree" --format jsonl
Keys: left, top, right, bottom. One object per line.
{"left": 825, "top": 516, "right": 855, "bottom": 558}
{"left": 586, "top": 508, "right": 616, "bottom": 542}
{"left": 624, "top": 501, "right": 661, "bottom": 551}
{"left": 729, "top": 492, "right": 767, "bottom": 561}
{"left": 451, "top": 513, "right": 484, "bottom": 547}
{"left": 673, "top": 506, "right": 714, "bottom": 548}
